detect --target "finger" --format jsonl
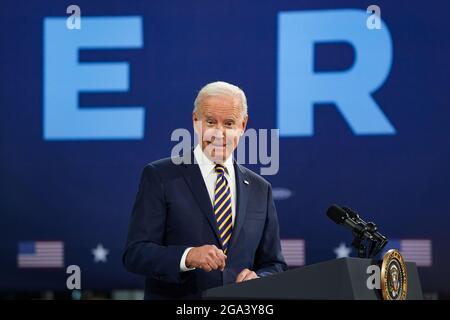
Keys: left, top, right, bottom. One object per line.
{"left": 242, "top": 271, "right": 257, "bottom": 282}
{"left": 212, "top": 247, "right": 226, "bottom": 259}
{"left": 236, "top": 269, "right": 250, "bottom": 283}
{"left": 216, "top": 258, "right": 225, "bottom": 271}
{"left": 212, "top": 253, "right": 224, "bottom": 270}
{"left": 201, "top": 263, "right": 212, "bottom": 272}
{"left": 206, "top": 257, "right": 219, "bottom": 270}
{"left": 219, "top": 259, "right": 226, "bottom": 271}
{"left": 217, "top": 250, "right": 227, "bottom": 261}
{"left": 237, "top": 270, "right": 250, "bottom": 283}
{"left": 214, "top": 251, "right": 227, "bottom": 270}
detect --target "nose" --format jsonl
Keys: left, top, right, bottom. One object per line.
{"left": 211, "top": 126, "right": 226, "bottom": 138}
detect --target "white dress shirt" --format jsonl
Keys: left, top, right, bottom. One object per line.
{"left": 179, "top": 144, "right": 237, "bottom": 272}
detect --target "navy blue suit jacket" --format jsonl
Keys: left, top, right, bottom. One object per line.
{"left": 123, "top": 149, "right": 287, "bottom": 299}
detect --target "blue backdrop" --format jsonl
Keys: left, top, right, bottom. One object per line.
{"left": 1, "top": 0, "right": 449, "bottom": 295}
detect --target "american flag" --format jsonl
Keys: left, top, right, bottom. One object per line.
{"left": 17, "top": 241, "right": 64, "bottom": 268}
{"left": 382, "top": 239, "right": 432, "bottom": 267}
{"left": 281, "top": 239, "right": 305, "bottom": 266}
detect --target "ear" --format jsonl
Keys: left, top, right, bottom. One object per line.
{"left": 193, "top": 112, "right": 200, "bottom": 135}
{"left": 240, "top": 114, "right": 248, "bottom": 135}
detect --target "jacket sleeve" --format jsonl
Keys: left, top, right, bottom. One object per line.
{"left": 122, "top": 164, "right": 189, "bottom": 283}
{"left": 254, "top": 183, "right": 288, "bottom": 277}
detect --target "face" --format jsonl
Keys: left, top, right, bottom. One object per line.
{"left": 193, "top": 94, "right": 248, "bottom": 163}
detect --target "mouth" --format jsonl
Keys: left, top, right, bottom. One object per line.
{"left": 206, "top": 141, "right": 226, "bottom": 148}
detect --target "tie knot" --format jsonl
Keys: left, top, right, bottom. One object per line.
{"left": 214, "top": 164, "right": 227, "bottom": 175}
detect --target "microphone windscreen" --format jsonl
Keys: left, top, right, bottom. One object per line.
{"left": 326, "top": 204, "right": 348, "bottom": 225}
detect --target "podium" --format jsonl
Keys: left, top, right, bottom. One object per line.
{"left": 203, "top": 257, "right": 423, "bottom": 300}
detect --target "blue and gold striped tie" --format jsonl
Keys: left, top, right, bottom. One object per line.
{"left": 214, "top": 164, "right": 233, "bottom": 254}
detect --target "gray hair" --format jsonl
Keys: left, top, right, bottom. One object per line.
{"left": 193, "top": 81, "right": 248, "bottom": 117}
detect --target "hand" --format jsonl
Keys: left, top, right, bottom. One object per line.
{"left": 236, "top": 268, "right": 259, "bottom": 283}
{"left": 186, "top": 245, "right": 227, "bottom": 272}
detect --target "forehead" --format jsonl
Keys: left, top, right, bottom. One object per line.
{"left": 199, "top": 95, "right": 241, "bottom": 118}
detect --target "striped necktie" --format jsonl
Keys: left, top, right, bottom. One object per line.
{"left": 214, "top": 164, "right": 233, "bottom": 254}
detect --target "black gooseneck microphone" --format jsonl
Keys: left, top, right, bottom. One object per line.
{"left": 327, "top": 204, "right": 388, "bottom": 258}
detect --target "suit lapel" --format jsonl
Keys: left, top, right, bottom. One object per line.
{"left": 228, "top": 161, "right": 250, "bottom": 253}
{"left": 180, "top": 149, "right": 221, "bottom": 244}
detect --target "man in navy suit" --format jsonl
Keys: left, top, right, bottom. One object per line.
{"left": 123, "top": 81, "right": 287, "bottom": 299}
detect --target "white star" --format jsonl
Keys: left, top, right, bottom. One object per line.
{"left": 334, "top": 242, "right": 351, "bottom": 258}
{"left": 92, "top": 244, "right": 109, "bottom": 263}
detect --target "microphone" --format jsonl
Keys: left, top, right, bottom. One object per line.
{"left": 326, "top": 204, "right": 388, "bottom": 258}
{"left": 327, "top": 204, "right": 365, "bottom": 235}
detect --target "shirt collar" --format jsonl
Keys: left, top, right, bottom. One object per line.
{"left": 193, "top": 144, "right": 234, "bottom": 177}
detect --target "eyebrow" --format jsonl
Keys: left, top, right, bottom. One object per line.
{"left": 203, "top": 113, "right": 238, "bottom": 122}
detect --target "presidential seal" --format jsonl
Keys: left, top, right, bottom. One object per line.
{"left": 381, "top": 249, "right": 408, "bottom": 300}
